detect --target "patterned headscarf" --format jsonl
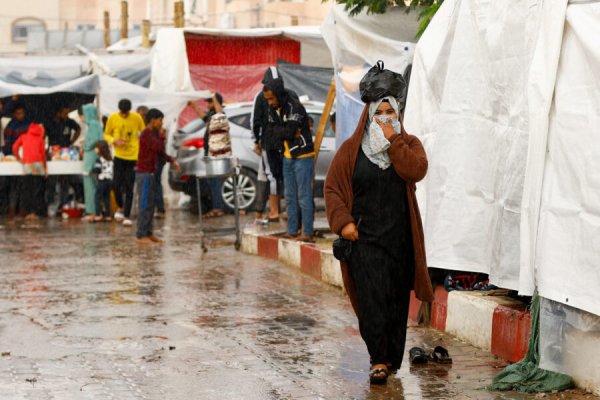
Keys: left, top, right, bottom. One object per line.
{"left": 361, "top": 96, "right": 401, "bottom": 169}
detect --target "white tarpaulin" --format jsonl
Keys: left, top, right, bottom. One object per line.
{"left": 404, "top": 0, "right": 543, "bottom": 289}
{"left": 533, "top": 2, "right": 600, "bottom": 316}
{"left": 150, "top": 26, "right": 332, "bottom": 93}
{"left": 405, "top": 0, "right": 600, "bottom": 316}
{"left": 0, "top": 74, "right": 99, "bottom": 98}
{"left": 0, "top": 53, "right": 152, "bottom": 87}
{"left": 321, "top": 4, "right": 418, "bottom": 146}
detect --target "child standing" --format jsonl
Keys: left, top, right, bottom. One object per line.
{"left": 135, "top": 109, "right": 179, "bottom": 244}
{"left": 12, "top": 123, "right": 47, "bottom": 220}
{"left": 93, "top": 140, "right": 114, "bottom": 222}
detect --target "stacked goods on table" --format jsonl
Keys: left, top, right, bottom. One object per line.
{"left": 49, "top": 146, "right": 81, "bottom": 161}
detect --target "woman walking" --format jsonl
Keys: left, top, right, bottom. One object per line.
{"left": 325, "top": 93, "right": 434, "bottom": 384}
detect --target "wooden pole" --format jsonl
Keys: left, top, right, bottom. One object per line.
{"left": 313, "top": 78, "right": 336, "bottom": 164}
{"left": 120, "top": 1, "right": 129, "bottom": 40}
{"left": 103, "top": 11, "right": 110, "bottom": 48}
{"left": 142, "top": 19, "right": 151, "bottom": 48}
{"left": 174, "top": 1, "right": 185, "bottom": 28}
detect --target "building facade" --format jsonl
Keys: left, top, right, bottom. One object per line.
{"left": 0, "top": 0, "right": 330, "bottom": 53}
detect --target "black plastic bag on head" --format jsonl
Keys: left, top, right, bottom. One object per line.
{"left": 359, "top": 61, "right": 407, "bottom": 107}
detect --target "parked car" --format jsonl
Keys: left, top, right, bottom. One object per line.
{"left": 167, "top": 100, "right": 336, "bottom": 213}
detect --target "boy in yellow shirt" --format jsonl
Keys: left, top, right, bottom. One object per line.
{"left": 104, "top": 99, "right": 145, "bottom": 226}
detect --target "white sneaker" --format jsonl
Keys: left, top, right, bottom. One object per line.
{"left": 114, "top": 211, "right": 125, "bottom": 222}
{"left": 122, "top": 219, "right": 133, "bottom": 227}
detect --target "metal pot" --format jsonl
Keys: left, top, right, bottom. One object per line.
{"left": 202, "top": 156, "right": 236, "bottom": 177}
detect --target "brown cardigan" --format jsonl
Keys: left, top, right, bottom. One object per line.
{"left": 324, "top": 105, "right": 435, "bottom": 314}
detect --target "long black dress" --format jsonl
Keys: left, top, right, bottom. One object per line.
{"left": 348, "top": 148, "right": 415, "bottom": 369}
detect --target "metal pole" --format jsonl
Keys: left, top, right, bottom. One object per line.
{"left": 196, "top": 177, "right": 206, "bottom": 252}
{"left": 234, "top": 169, "right": 240, "bottom": 250}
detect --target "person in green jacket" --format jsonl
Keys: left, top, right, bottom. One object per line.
{"left": 81, "top": 104, "right": 104, "bottom": 220}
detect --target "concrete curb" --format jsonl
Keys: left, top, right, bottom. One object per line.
{"left": 241, "top": 229, "right": 530, "bottom": 363}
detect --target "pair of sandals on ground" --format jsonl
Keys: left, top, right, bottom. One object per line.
{"left": 369, "top": 346, "right": 452, "bottom": 385}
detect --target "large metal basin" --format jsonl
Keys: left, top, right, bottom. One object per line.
{"left": 202, "top": 156, "right": 236, "bottom": 177}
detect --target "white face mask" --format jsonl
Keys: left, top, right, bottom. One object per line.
{"left": 373, "top": 115, "right": 402, "bottom": 134}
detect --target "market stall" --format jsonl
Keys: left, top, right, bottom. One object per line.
{"left": 0, "top": 74, "right": 99, "bottom": 176}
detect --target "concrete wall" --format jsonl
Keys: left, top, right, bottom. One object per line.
{"left": 0, "top": 0, "right": 61, "bottom": 53}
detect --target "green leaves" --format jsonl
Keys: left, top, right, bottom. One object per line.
{"left": 416, "top": 2, "right": 441, "bottom": 38}
{"left": 330, "top": 0, "right": 444, "bottom": 39}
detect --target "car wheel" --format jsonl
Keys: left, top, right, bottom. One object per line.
{"left": 222, "top": 168, "right": 257, "bottom": 212}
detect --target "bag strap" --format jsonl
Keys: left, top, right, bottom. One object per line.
{"left": 376, "top": 60, "right": 384, "bottom": 71}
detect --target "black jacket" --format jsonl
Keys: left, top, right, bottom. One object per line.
{"left": 264, "top": 82, "right": 314, "bottom": 159}
{"left": 252, "top": 67, "right": 300, "bottom": 151}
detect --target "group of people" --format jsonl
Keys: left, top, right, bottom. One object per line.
{"left": 0, "top": 96, "right": 180, "bottom": 244}
{"left": 0, "top": 98, "right": 84, "bottom": 220}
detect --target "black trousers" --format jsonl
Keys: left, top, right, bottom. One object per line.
{"left": 21, "top": 175, "right": 44, "bottom": 215}
{"left": 113, "top": 157, "right": 136, "bottom": 218}
{"left": 348, "top": 242, "right": 414, "bottom": 369}
{"left": 95, "top": 179, "right": 112, "bottom": 217}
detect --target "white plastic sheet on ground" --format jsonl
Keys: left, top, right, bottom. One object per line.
{"left": 404, "top": 0, "right": 543, "bottom": 288}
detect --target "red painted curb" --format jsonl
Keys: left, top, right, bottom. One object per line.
{"left": 431, "top": 286, "right": 448, "bottom": 331}
{"left": 257, "top": 235, "right": 279, "bottom": 260}
{"left": 408, "top": 291, "right": 422, "bottom": 322}
{"left": 491, "top": 304, "right": 531, "bottom": 363}
{"left": 300, "top": 244, "right": 322, "bottom": 281}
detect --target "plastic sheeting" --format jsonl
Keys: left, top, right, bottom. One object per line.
{"left": 277, "top": 62, "right": 333, "bottom": 103}
{"left": 404, "top": 0, "right": 543, "bottom": 288}
{"left": 539, "top": 297, "right": 600, "bottom": 394}
{"left": 150, "top": 26, "right": 332, "bottom": 93}
{"left": 320, "top": 4, "right": 416, "bottom": 146}
{"left": 188, "top": 64, "right": 268, "bottom": 103}
{"left": 0, "top": 54, "right": 151, "bottom": 88}
{"left": 404, "top": 0, "right": 600, "bottom": 317}
{"left": 531, "top": 2, "right": 600, "bottom": 316}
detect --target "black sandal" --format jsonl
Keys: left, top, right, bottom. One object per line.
{"left": 369, "top": 364, "right": 388, "bottom": 385}
{"left": 430, "top": 346, "right": 452, "bottom": 364}
{"left": 409, "top": 347, "right": 429, "bottom": 365}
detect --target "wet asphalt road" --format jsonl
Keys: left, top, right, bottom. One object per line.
{"left": 0, "top": 212, "right": 597, "bottom": 400}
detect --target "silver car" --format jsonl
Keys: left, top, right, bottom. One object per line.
{"left": 168, "top": 100, "right": 336, "bottom": 212}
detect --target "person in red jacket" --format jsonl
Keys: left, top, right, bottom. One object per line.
{"left": 135, "top": 109, "right": 179, "bottom": 244}
{"left": 13, "top": 123, "right": 47, "bottom": 220}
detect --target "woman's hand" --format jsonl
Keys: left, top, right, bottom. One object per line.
{"left": 375, "top": 118, "right": 397, "bottom": 140}
{"left": 341, "top": 222, "right": 359, "bottom": 241}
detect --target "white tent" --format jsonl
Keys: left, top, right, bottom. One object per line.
{"left": 149, "top": 26, "right": 332, "bottom": 93}
{"left": 405, "top": 0, "right": 600, "bottom": 391}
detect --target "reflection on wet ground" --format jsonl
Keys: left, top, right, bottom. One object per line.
{"left": 0, "top": 212, "right": 597, "bottom": 399}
